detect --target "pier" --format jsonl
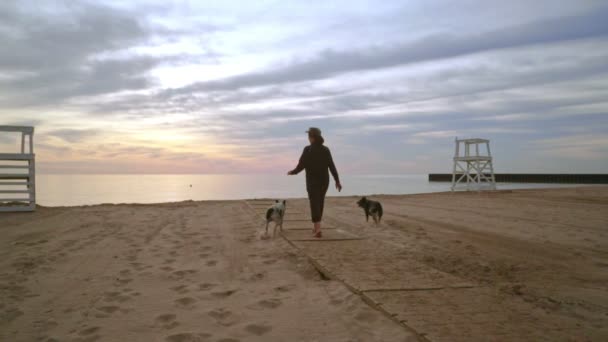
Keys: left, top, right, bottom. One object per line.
{"left": 429, "top": 173, "right": 608, "bottom": 184}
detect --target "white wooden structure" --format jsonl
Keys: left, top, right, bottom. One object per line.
{"left": 0, "top": 126, "right": 36, "bottom": 211}
{"left": 451, "top": 138, "right": 496, "bottom": 191}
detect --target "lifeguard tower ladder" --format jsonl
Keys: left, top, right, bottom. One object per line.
{"left": 0, "top": 126, "right": 36, "bottom": 211}
{"left": 451, "top": 138, "right": 496, "bottom": 191}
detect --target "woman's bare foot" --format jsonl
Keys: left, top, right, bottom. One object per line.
{"left": 312, "top": 222, "right": 322, "bottom": 238}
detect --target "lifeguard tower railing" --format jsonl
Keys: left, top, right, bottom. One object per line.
{"left": 0, "top": 126, "right": 36, "bottom": 211}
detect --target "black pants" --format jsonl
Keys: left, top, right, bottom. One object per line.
{"left": 307, "top": 181, "right": 329, "bottom": 223}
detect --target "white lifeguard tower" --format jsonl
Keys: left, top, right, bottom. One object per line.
{"left": 451, "top": 137, "right": 496, "bottom": 191}
{"left": 0, "top": 126, "right": 36, "bottom": 211}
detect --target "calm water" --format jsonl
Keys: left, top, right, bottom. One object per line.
{"left": 32, "top": 174, "right": 583, "bottom": 207}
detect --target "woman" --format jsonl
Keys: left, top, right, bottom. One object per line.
{"left": 287, "top": 127, "right": 342, "bottom": 238}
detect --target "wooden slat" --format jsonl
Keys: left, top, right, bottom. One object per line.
{"left": 0, "top": 153, "right": 34, "bottom": 160}
{"left": 0, "top": 182, "right": 29, "bottom": 185}
{"left": 0, "top": 198, "right": 32, "bottom": 202}
{"left": 0, "top": 174, "right": 31, "bottom": 179}
{"left": 0, "top": 205, "right": 35, "bottom": 212}
{"left": 0, "top": 190, "right": 30, "bottom": 193}
{"left": 0, "top": 125, "right": 34, "bottom": 133}
{"left": 0, "top": 165, "right": 29, "bottom": 169}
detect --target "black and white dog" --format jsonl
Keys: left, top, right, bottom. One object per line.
{"left": 265, "top": 200, "right": 286, "bottom": 237}
{"left": 357, "top": 197, "right": 383, "bottom": 224}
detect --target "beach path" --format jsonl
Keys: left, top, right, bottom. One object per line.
{"left": 249, "top": 186, "right": 608, "bottom": 341}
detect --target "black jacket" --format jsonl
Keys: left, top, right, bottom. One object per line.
{"left": 291, "top": 143, "right": 340, "bottom": 186}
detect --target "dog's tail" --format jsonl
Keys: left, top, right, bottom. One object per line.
{"left": 378, "top": 204, "right": 383, "bottom": 223}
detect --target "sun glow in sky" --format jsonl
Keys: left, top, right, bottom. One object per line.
{"left": 1, "top": 0, "right": 607, "bottom": 174}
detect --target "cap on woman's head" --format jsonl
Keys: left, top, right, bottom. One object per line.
{"left": 306, "top": 127, "right": 322, "bottom": 136}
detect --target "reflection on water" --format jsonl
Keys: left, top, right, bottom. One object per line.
{"left": 36, "top": 174, "right": 582, "bottom": 206}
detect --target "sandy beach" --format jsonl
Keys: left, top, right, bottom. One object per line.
{"left": 1, "top": 187, "right": 607, "bottom": 341}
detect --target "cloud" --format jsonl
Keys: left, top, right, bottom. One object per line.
{"left": 534, "top": 134, "right": 608, "bottom": 160}
{"left": 45, "top": 129, "right": 101, "bottom": 143}
{"left": 1, "top": 57, "right": 166, "bottom": 107}
{"left": 172, "top": 6, "right": 608, "bottom": 92}
{"left": 0, "top": 1, "right": 213, "bottom": 107}
{"left": 0, "top": 2, "right": 145, "bottom": 70}
{"left": 84, "top": 46, "right": 608, "bottom": 130}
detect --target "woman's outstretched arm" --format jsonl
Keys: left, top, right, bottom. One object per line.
{"left": 287, "top": 147, "right": 307, "bottom": 175}
{"left": 327, "top": 148, "right": 342, "bottom": 191}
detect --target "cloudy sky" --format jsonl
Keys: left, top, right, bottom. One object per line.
{"left": 1, "top": 0, "right": 607, "bottom": 174}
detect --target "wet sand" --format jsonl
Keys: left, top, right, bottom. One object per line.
{"left": 1, "top": 187, "right": 607, "bottom": 341}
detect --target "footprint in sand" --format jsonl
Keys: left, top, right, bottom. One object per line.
{"left": 156, "top": 313, "right": 179, "bottom": 330}
{"left": 114, "top": 278, "right": 133, "bottom": 286}
{"left": 198, "top": 253, "right": 209, "bottom": 259}
{"left": 257, "top": 298, "right": 282, "bottom": 309}
{"left": 32, "top": 318, "right": 58, "bottom": 331}
{"left": 174, "top": 297, "right": 197, "bottom": 308}
{"left": 171, "top": 270, "right": 197, "bottom": 279}
{"left": 164, "top": 258, "right": 176, "bottom": 264}
{"left": 247, "top": 298, "right": 282, "bottom": 311}
{"left": 206, "top": 260, "right": 218, "bottom": 266}
{"left": 156, "top": 313, "right": 176, "bottom": 323}
{"left": 165, "top": 332, "right": 211, "bottom": 342}
{"left": 130, "top": 262, "right": 147, "bottom": 271}
{"left": 198, "top": 283, "right": 216, "bottom": 292}
{"left": 160, "top": 266, "right": 174, "bottom": 272}
{"left": 248, "top": 272, "right": 265, "bottom": 281}
{"left": 170, "top": 285, "right": 190, "bottom": 294}
{"left": 2, "top": 308, "right": 24, "bottom": 322}
{"left": 103, "top": 291, "right": 131, "bottom": 303}
{"left": 217, "top": 339, "right": 240, "bottom": 342}
{"left": 274, "top": 284, "right": 295, "bottom": 293}
{"left": 208, "top": 308, "right": 238, "bottom": 326}
{"left": 96, "top": 306, "right": 120, "bottom": 314}
{"left": 244, "top": 324, "right": 272, "bottom": 336}
{"left": 78, "top": 326, "right": 100, "bottom": 336}
{"left": 211, "top": 289, "right": 237, "bottom": 298}
{"left": 354, "top": 310, "right": 378, "bottom": 323}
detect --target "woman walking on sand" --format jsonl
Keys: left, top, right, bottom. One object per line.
{"left": 288, "top": 127, "right": 342, "bottom": 238}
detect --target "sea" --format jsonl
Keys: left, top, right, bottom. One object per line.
{"left": 31, "top": 174, "right": 583, "bottom": 207}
